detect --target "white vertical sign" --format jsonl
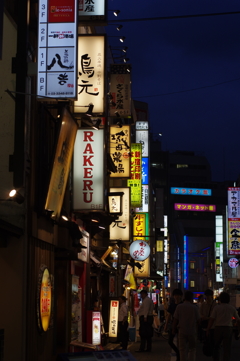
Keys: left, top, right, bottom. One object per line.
{"left": 73, "top": 129, "right": 104, "bottom": 210}
{"left": 37, "top": 0, "right": 78, "bottom": 99}
{"left": 74, "top": 35, "right": 105, "bottom": 114}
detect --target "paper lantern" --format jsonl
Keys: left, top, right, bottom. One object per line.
{"left": 129, "top": 240, "right": 150, "bottom": 261}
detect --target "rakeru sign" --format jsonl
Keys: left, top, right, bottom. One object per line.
{"left": 73, "top": 129, "right": 104, "bottom": 210}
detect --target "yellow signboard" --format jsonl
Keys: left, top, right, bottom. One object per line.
{"left": 45, "top": 108, "right": 78, "bottom": 219}
{"left": 134, "top": 258, "right": 150, "bottom": 278}
{"left": 109, "top": 125, "right": 130, "bottom": 178}
{"left": 127, "top": 143, "right": 142, "bottom": 207}
{"left": 133, "top": 213, "right": 150, "bottom": 277}
{"left": 133, "top": 213, "right": 146, "bottom": 241}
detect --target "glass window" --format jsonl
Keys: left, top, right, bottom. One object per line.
{"left": 190, "top": 262, "right": 195, "bottom": 269}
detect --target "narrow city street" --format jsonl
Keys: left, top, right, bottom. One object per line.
{"left": 125, "top": 333, "right": 240, "bottom": 361}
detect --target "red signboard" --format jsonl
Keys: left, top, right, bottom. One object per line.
{"left": 48, "top": 0, "right": 75, "bottom": 22}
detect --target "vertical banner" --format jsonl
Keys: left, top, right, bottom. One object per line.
{"left": 228, "top": 187, "right": 240, "bottom": 254}
{"left": 45, "top": 108, "right": 78, "bottom": 218}
{"left": 92, "top": 311, "right": 101, "bottom": 345}
{"left": 128, "top": 143, "right": 142, "bottom": 208}
{"left": 215, "top": 242, "right": 223, "bottom": 282}
{"left": 136, "top": 129, "right": 149, "bottom": 157}
{"left": 109, "top": 125, "right": 130, "bottom": 177}
{"left": 37, "top": 0, "right": 78, "bottom": 98}
{"left": 133, "top": 213, "right": 148, "bottom": 241}
{"left": 183, "top": 235, "right": 188, "bottom": 289}
{"left": 73, "top": 129, "right": 104, "bottom": 210}
{"left": 109, "top": 300, "right": 119, "bottom": 338}
{"left": 109, "top": 188, "right": 130, "bottom": 241}
{"left": 109, "top": 275, "right": 116, "bottom": 296}
{"left": 109, "top": 64, "right": 131, "bottom": 117}
{"left": 133, "top": 213, "right": 150, "bottom": 277}
{"left": 77, "top": 228, "right": 89, "bottom": 263}
{"left": 74, "top": 35, "right": 105, "bottom": 114}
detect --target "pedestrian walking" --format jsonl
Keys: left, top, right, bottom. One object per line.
{"left": 197, "top": 294, "right": 204, "bottom": 342}
{"left": 136, "top": 289, "right": 154, "bottom": 352}
{"left": 172, "top": 290, "right": 200, "bottom": 361}
{"left": 207, "top": 291, "right": 240, "bottom": 361}
{"left": 118, "top": 295, "right": 129, "bottom": 350}
{"left": 200, "top": 289, "right": 216, "bottom": 337}
{"left": 158, "top": 299, "right": 165, "bottom": 322}
{"left": 164, "top": 289, "right": 183, "bottom": 361}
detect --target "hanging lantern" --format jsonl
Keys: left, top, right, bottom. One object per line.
{"left": 129, "top": 240, "right": 150, "bottom": 261}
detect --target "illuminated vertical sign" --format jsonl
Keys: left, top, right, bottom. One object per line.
{"left": 183, "top": 235, "right": 188, "bottom": 289}
{"left": 37, "top": 0, "right": 78, "bottom": 98}
{"left": 109, "top": 300, "right": 119, "bottom": 338}
{"left": 136, "top": 130, "right": 148, "bottom": 157}
{"left": 92, "top": 311, "right": 101, "bottom": 345}
{"left": 133, "top": 213, "right": 150, "bottom": 277}
{"left": 109, "top": 188, "right": 130, "bottom": 241}
{"left": 133, "top": 213, "right": 148, "bottom": 241}
{"left": 74, "top": 35, "right": 105, "bottom": 114}
{"left": 109, "top": 64, "right": 131, "bottom": 117}
{"left": 73, "top": 129, "right": 104, "bottom": 210}
{"left": 142, "top": 158, "right": 149, "bottom": 185}
{"left": 215, "top": 242, "right": 223, "bottom": 282}
{"left": 45, "top": 108, "right": 78, "bottom": 219}
{"left": 135, "top": 185, "right": 149, "bottom": 213}
{"left": 109, "top": 125, "right": 130, "bottom": 178}
{"left": 228, "top": 187, "right": 240, "bottom": 255}
{"left": 215, "top": 215, "right": 223, "bottom": 282}
{"left": 177, "top": 247, "right": 181, "bottom": 283}
{"left": 128, "top": 143, "right": 142, "bottom": 207}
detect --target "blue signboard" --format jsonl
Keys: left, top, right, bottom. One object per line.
{"left": 171, "top": 187, "right": 212, "bottom": 196}
{"left": 142, "top": 158, "right": 148, "bottom": 185}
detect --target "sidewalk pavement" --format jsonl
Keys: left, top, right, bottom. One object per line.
{"left": 106, "top": 333, "right": 240, "bottom": 361}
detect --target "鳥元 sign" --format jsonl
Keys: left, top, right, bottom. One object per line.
{"left": 74, "top": 35, "right": 105, "bottom": 114}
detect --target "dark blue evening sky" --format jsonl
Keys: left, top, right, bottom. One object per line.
{"left": 106, "top": 0, "right": 240, "bottom": 182}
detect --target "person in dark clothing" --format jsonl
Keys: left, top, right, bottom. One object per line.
{"left": 164, "top": 289, "right": 183, "bottom": 361}
{"left": 136, "top": 289, "right": 154, "bottom": 352}
{"left": 118, "top": 296, "right": 129, "bottom": 350}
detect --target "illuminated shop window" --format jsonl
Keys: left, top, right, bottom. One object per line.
{"left": 190, "top": 262, "right": 195, "bottom": 269}
{"left": 176, "top": 164, "right": 188, "bottom": 168}
{"left": 190, "top": 280, "right": 195, "bottom": 287}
